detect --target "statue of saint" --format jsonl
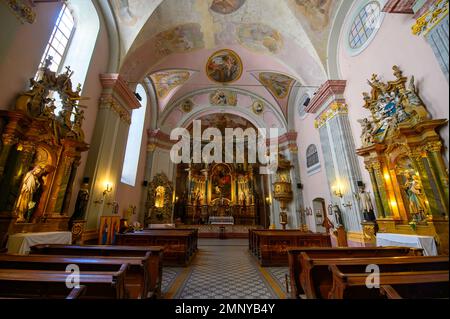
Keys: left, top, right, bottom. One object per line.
{"left": 69, "top": 178, "right": 90, "bottom": 226}
{"left": 331, "top": 204, "right": 344, "bottom": 227}
{"left": 355, "top": 183, "right": 376, "bottom": 222}
{"left": 14, "top": 166, "right": 46, "bottom": 223}
{"left": 404, "top": 173, "right": 428, "bottom": 220}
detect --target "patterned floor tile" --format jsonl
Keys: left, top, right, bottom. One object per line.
{"left": 165, "top": 240, "right": 284, "bottom": 300}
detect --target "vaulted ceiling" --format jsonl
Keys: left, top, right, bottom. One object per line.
{"left": 110, "top": 0, "right": 344, "bottom": 129}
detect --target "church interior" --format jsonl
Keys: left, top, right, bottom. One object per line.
{"left": 0, "top": 0, "right": 449, "bottom": 300}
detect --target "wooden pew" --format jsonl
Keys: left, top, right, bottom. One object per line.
{"left": 329, "top": 265, "right": 449, "bottom": 299}
{"left": 144, "top": 228, "right": 199, "bottom": 253}
{"left": 116, "top": 230, "right": 197, "bottom": 267}
{"left": 29, "top": 244, "right": 163, "bottom": 297}
{"left": 301, "top": 255, "right": 448, "bottom": 299}
{"left": 288, "top": 247, "right": 423, "bottom": 299}
{"left": 0, "top": 254, "right": 153, "bottom": 299}
{"left": 250, "top": 230, "right": 332, "bottom": 267}
{"left": 66, "top": 286, "right": 87, "bottom": 299}
{"left": 0, "top": 266, "right": 127, "bottom": 299}
{"left": 380, "top": 285, "right": 403, "bottom": 299}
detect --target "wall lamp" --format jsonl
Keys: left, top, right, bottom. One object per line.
{"left": 94, "top": 182, "right": 113, "bottom": 205}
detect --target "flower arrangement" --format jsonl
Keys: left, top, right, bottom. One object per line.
{"left": 409, "top": 220, "right": 417, "bottom": 231}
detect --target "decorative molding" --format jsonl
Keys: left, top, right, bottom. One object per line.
{"left": 100, "top": 74, "right": 141, "bottom": 110}
{"left": 382, "top": 0, "right": 416, "bottom": 14}
{"left": 306, "top": 80, "right": 347, "bottom": 114}
{"left": 314, "top": 102, "right": 349, "bottom": 129}
{"left": 412, "top": 0, "right": 448, "bottom": 35}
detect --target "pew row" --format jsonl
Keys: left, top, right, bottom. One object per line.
{"left": 288, "top": 247, "right": 424, "bottom": 299}
{"left": 329, "top": 266, "right": 449, "bottom": 299}
{"left": 143, "top": 228, "right": 199, "bottom": 253}
{"left": 116, "top": 230, "right": 198, "bottom": 267}
{"left": 300, "top": 254, "right": 448, "bottom": 299}
{"left": 0, "top": 266, "right": 128, "bottom": 299}
{"left": 29, "top": 244, "right": 163, "bottom": 297}
{"left": 249, "top": 230, "right": 332, "bottom": 267}
{"left": 66, "top": 286, "right": 87, "bottom": 299}
{"left": 0, "top": 254, "right": 154, "bottom": 299}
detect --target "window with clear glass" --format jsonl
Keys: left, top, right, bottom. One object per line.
{"left": 38, "top": 4, "right": 75, "bottom": 73}
{"left": 121, "top": 84, "right": 148, "bottom": 187}
{"left": 349, "top": 2, "right": 381, "bottom": 49}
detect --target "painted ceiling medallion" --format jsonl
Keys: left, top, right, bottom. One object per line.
{"left": 210, "top": 0, "right": 246, "bottom": 14}
{"left": 180, "top": 99, "right": 194, "bottom": 113}
{"left": 206, "top": 49, "right": 243, "bottom": 84}
{"left": 258, "top": 72, "right": 295, "bottom": 99}
{"left": 252, "top": 100, "right": 265, "bottom": 115}
{"left": 150, "top": 70, "right": 191, "bottom": 99}
{"left": 210, "top": 90, "right": 238, "bottom": 106}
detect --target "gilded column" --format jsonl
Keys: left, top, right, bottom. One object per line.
{"left": 425, "top": 141, "right": 449, "bottom": 214}
{"left": 372, "top": 162, "right": 392, "bottom": 218}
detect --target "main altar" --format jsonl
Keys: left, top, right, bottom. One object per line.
{"left": 176, "top": 162, "right": 259, "bottom": 226}
{"left": 356, "top": 66, "right": 449, "bottom": 255}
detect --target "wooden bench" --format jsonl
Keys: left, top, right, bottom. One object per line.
{"left": 29, "top": 244, "right": 163, "bottom": 297}
{"left": 0, "top": 266, "right": 127, "bottom": 299}
{"left": 249, "top": 230, "right": 332, "bottom": 267}
{"left": 300, "top": 255, "right": 448, "bottom": 299}
{"left": 144, "top": 228, "right": 199, "bottom": 253}
{"left": 66, "top": 286, "right": 87, "bottom": 299}
{"left": 329, "top": 266, "right": 449, "bottom": 299}
{"left": 116, "top": 230, "right": 197, "bottom": 267}
{"left": 288, "top": 247, "right": 423, "bottom": 299}
{"left": 0, "top": 254, "right": 154, "bottom": 299}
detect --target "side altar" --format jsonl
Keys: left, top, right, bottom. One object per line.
{"left": 0, "top": 58, "right": 89, "bottom": 243}
{"left": 356, "top": 66, "right": 449, "bottom": 255}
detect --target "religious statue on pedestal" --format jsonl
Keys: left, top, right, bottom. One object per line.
{"left": 14, "top": 166, "right": 51, "bottom": 223}
{"left": 403, "top": 172, "right": 428, "bottom": 222}
{"left": 355, "top": 182, "right": 376, "bottom": 222}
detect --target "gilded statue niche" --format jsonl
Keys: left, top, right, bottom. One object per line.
{"left": 145, "top": 173, "right": 174, "bottom": 225}
{"left": 0, "top": 57, "right": 89, "bottom": 238}
{"left": 356, "top": 66, "right": 449, "bottom": 254}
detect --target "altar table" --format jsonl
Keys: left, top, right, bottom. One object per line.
{"left": 376, "top": 233, "right": 438, "bottom": 256}
{"left": 7, "top": 231, "right": 72, "bottom": 255}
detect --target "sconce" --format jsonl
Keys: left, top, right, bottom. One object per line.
{"left": 332, "top": 184, "right": 344, "bottom": 198}
{"left": 94, "top": 182, "right": 113, "bottom": 205}
{"left": 305, "top": 207, "right": 313, "bottom": 216}
{"left": 342, "top": 202, "right": 353, "bottom": 209}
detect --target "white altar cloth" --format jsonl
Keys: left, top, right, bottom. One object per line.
{"left": 376, "top": 233, "right": 438, "bottom": 256}
{"left": 7, "top": 231, "right": 72, "bottom": 255}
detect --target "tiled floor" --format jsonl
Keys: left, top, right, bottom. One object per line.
{"left": 162, "top": 239, "right": 288, "bottom": 299}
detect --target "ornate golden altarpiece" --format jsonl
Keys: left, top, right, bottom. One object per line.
{"left": 0, "top": 58, "right": 88, "bottom": 241}
{"left": 357, "top": 66, "right": 449, "bottom": 254}
{"left": 178, "top": 162, "right": 257, "bottom": 225}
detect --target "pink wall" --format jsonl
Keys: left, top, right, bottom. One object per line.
{"left": 294, "top": 113, "right": 331, "bottom": 232}
{"left": 338, "top": 11, "right": 449, "bottom": 193}
{"left": 0, "top": 3, "right": 62, "bottom": 109}
{"left": 66, "top": 11, "right": 110, "bottom": 217}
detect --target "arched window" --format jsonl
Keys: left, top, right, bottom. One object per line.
{"left": 38, "top": 4, "right": 75, "bottom": 73}
{"left": 306, "top": 144, "right": 320, "bottom": 170}
{"left": 121, "top": 84, "right": 148, "bottom": 186}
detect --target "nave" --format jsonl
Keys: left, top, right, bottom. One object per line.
{"left": 162, "top": 239, "right": 288, "bottom": 300}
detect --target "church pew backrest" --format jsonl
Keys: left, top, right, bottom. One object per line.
{"left": 301, "top": 255, "right": 448, "bottom": 299}
{"left": 0, "top": 254, "right": 153, "bottom": 299}
{"left": 0, "top": 265, "right": 128, "bottom": 299}
{"left": 329, "top": 266, "right": 449, "bottom": 299}
{"left": 288, "top": 247, "right": 424, "bottom": 299}
{"left": 66, "top": 286, "right": 87, "bottom": 299}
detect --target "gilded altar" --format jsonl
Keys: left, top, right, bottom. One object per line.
{"left": 0, "top": 58, "right": 89, "bottom": 241}
{"left": 356, "top": 66, "right": 449, "bottom": 254}
{"left": 145, "top": 173, "right": 174, "bottom": 225}
{"left": 178, "top": 162, "right": 257, "bottom": 225}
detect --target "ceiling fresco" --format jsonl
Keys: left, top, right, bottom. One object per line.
{"left": 150, "top": 70, "right": 192, "bottom": 99}
{"left": 237, "top": 24, "right": 284, "bottom": 55}
{"left": 258, "top": 72, "right": 296, "bottom": 100}
{"left": 210, "top": 0, "right": 247, "bottom": 14}
{"left": 206, "top": 49, "right": 243, "bottom": 83}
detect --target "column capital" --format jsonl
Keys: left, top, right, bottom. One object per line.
{"left": 99, "top": 73, "right": 141, "bottom": 110}
{"left": 306, "top": 80, "right": 347, "bottom": 114}
{"left": 382, "top": 0, "right": 415, "bottom": 14}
